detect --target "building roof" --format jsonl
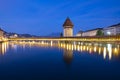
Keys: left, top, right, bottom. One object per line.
{"left": 84, "top": 28, "right": 103, "bottom": 32}
{"left": 78, "top": 30, "right": 83, "bottom": 33}
{"left": 63, "top": 17, "right": 74, "bottom": 27}
{"left": 106, "top": 23, "right": 120, "bottom": 28}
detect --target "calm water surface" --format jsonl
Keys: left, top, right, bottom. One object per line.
{"left": 0, "top": 41, "right": 120, "bottom": 80}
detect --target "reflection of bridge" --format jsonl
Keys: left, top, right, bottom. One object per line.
{"left": 9, "top": 36, "right": 120, "bottom": 42}
{"left": 0, "top": 39, "right": 120, "bottom": 60}
{"left": 9, "top": 41, "right": 120, "bottom": 60}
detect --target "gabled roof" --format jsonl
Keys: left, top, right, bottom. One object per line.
{"left": 84, "top": 28, "right": 103, "bottom": 32}
{"left": 63, "top": 17, "right": 74, "bottom": 27}
{"left": 107, "top": 23, "right": 120, "bottom": 28}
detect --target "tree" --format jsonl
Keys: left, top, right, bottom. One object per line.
{"left": 96, "top": 30, "right": 104, "bottom": 36}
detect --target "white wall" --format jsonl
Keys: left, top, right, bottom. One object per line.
{"left": 64, "top": 28, "right": 73, "bottom": 37}
{"left": 82, "top": 30, "right": 98, "bottom": 36}
{"left": 104, "top": 27, "right": 116, "bottom": 36}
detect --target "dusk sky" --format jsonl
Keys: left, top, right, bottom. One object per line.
{"left": 0, "top": 0, "right": 120, "bottom": 36}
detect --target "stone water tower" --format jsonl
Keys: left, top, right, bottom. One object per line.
{"left": 63, "top": 17, "right": 74, "bottom": 37}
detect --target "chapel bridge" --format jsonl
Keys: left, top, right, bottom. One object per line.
{"left": 9, "top": 36, "right": 120, "bottom": 43}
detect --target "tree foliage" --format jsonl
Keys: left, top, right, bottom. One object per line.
{"left": 96, "top": 30, "right": 104, "bottom": 36}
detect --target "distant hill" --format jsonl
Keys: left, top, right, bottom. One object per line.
{"left": 4, "top": 32, "right": 62, "bottom": 38}
{"left": 5, "top": 32, "right": 39, "bottom": 38}
{"left": 46, "top": 32, "right": 62, "bottom": 37}
{"left": 18, "top": 34, "right": 39, "bottom": 38}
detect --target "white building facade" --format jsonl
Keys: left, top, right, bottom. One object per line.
{"left": 103, "top": 23, "right": 120, "bottom": 36}
{"left": 63, "top": 27, "right": 73, "bottom": 37}
{"left": 76, "top": 28, "right": 103, "bottom": 37}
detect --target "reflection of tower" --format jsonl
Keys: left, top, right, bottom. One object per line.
{"left": 63, "top": 49, "right": 73, "bottom": 64}
{"left": 63, "top": 17, "right": 74, "bottom": 37}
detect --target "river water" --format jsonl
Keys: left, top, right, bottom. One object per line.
{"left": 0, "top": 41, "right": 120, "bottom": 80}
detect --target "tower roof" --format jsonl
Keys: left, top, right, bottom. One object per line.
{"left": 63, "top": 17, "right": 74, "bottom": 27}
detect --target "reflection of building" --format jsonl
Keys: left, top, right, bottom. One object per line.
{"left": 60, "top": 42, "right": 120, "bottom": 60}
{"left": 63, "top": 49, "right": 73, "bottom": 64}
{"left": 76, "top": 28, "right": 103, "bottom": 37}
{"left": 103, "top": 23, "right": 120, "bottom": 36}
{"left": 63, "top": 17, "right": 74, "bottom": 37}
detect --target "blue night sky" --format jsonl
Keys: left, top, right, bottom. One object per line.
{"left": 0, "top": 0, "right": 120, "bottom": 36}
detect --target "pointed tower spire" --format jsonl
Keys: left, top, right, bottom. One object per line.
{"left": 63, "top": 17, "right": 74, "bottom": 27}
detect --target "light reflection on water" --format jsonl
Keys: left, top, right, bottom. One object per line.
{"left": 0, "top": 42, "right": 9, "bottom": 55}
{"left": 0, "top": 41, "right": 120, "bottom": 60}
{"left": 0, "top": 41, "right": 120, "bottom": 80}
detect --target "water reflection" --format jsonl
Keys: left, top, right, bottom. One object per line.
{"left": 103, "top": 47, "right": 107, "bottom": 59}
{"left": 107, "top": 44, "right": 112, "bottom": 60}
{"left": 63, "top": 49, "right": 73, "bottom": 64}
{"left": 58, "top": 42, "right": 120, "bottom": 60}
{"left": 0, "top": 42, "right": 9, "bottom": 55}
{"left": 1, "top": 41, "right": 120, "bottom": 60}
